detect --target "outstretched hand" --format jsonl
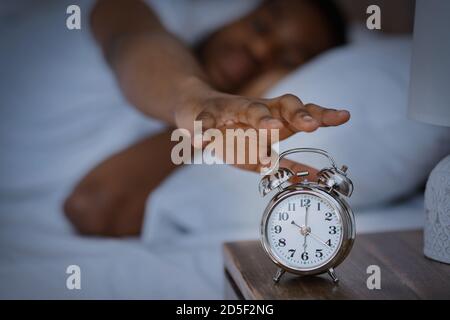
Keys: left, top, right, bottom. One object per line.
{"left": 195, "top": 93, "right": 349, "bottom": 133}
{"left": 176, "top": 91, "right": 350, "bottom": 175}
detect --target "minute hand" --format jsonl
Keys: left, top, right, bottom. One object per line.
{"left": 305, "top": 205, "right": 309, "bottom": 227}
{"left": 303, "top": 206, "right": 309, "bottom": 250}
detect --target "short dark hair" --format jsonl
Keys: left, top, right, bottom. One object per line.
{"left": 307, "top": 0, "right": 348, "bottom": 46}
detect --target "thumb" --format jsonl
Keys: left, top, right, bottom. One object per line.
{"left": 192, "top": 111, "right": 217, "bottom": 148}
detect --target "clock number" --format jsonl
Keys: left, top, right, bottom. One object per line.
{"left": 288, "top": 203, "right": 296, "bottom": 211}
{"left": 326, "top": 239, "right": 332, "bottom": 247}
{"left": 278, "top": 238, "right": 286, "bottom": 247}
{"left": 325, "top": 212, "right": 332, "bottom": 221}
{"left": 300, "top": 199, "right": 311, "bottom": 207}
{"left": 288, "top": 249, "right": 296, "bottom": 258}
{"left": 329, "top": 226, "right": 337, "bottom": 234}
{"left": 317, "top": 202, "right": 321, "bottom": 211}
{"left": 278, "top": 212, "right": 289, "bottom": 221}
{"left": 315, "top": 249, "right": 323, "bottom": 258}
{"left": 301, "top": 252, "right": 309, "bottom": 261}
{"left": 274, "top": 225, "right": 282, "bottom": 234}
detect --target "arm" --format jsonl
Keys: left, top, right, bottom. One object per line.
{"left": 91, "top": 0, "right": 350, "bottom": 171}
{"left": 90, "top": 0, "right": 210, "bottom": 127}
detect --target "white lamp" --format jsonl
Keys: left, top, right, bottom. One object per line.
{"left": 408, "top": 0, "right": 450, "bottom": 264}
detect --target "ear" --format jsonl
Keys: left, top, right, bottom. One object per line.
{"left": 258, "top": 167, "right": 294, "bottom": 197}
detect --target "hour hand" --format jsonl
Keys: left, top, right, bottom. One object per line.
{"left": 291, "top": 220, "right": 302, "bottom": 229}
{"left": 292, "top": 220, "right": 311, "bottom": 237}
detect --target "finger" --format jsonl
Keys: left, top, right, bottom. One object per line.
{"left": 304, "top": 104, "right": 350, "bottom": 127}
{"left": 251, "top": 148, "right": 279, "bottom": 175}
{"left": 195, "top": 111, "right": 217, "bottom": 148}
{"left": 196, "top": 110, "right": 216, "bottom": 131}
{"left": 245, "top": 102, "right": 283, "bottom": 129}
{"left": 248, "top": 155, "right": 319, "bottom": 180}
{"left": 276, "top": 94, "right": 320, "bottom": 132}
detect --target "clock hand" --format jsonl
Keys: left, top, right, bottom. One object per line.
{"left": 308, "top": 231, "right": 331, "bottom": 249}
{"left": 291, "top": 221, "right": 309, "bottom": 251}
{"left": 291, "top": 220, "right": 312, "bottom": 252}
{"left": 291, "top": 220, "right": 302, "bottom": 229}
{"left": 303, "top": 233, "right": 308, "bottom": 252}
{"left": 304, "top": 205, "right": 309, "bottom": 227}
{"left": 303, "top": 206, "right": 309, "bottom": 251}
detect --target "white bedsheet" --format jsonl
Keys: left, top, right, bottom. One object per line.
{"left": 0, "top": 168, "right": 424, "bottom": 299}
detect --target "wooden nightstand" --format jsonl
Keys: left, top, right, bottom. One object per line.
{"left": 223, "top": 230, "right": 450, "bottom": 299}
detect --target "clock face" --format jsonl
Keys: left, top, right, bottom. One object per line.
{"left": 265, "top": 192, "right": 343, "bottom": 271}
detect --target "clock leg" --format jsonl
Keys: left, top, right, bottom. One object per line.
{"left": 328, "top": 268, "right": 339, "bottom": 283}
{"left": 273, "top": 268, "right": 285, "bottom": 283}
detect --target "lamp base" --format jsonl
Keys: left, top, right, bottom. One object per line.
{"left": 424, "top": 154, "right": 450, "bottom": 264}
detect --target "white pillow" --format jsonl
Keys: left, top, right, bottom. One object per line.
{"left": 268, "top": 36, "right": 450, "bottom": 208}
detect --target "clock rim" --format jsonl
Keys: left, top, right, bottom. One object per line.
{"left": 260, "top": 184, "right": 355, "bottom": 276}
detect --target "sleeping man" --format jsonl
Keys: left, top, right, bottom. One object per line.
{"left": 63, "top": 0, "right": 351, "bottom": 236}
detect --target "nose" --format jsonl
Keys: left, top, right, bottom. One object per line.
{"left": 248, "top": 36, "right": 273, "bottom": 63}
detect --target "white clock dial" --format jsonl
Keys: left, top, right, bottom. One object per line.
{"left": 266, "top": 192, "right": 343, "bottom": 271}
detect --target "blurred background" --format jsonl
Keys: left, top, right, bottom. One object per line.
{"left": 0, "top": 0, "right": 449, "bottom": 299}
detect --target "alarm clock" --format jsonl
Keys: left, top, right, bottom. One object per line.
{"left": 259, "top": 148, "right": 355, "bottom": 283}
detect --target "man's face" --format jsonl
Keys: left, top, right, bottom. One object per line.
{"left": 199, "top": 0, "right": 335, "bottom": 93}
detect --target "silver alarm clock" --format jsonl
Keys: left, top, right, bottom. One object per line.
{"left": 259, "top": 148, "right": 355, "bottom": 283}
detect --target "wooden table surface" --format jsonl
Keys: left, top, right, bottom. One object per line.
{"left": 223, "top": 230, "right": 450, "bottom": 299}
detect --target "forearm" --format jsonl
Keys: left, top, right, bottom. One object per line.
{"left": 90, "top": 0, "right": 214, "bottom": 126}
{"left": 89, "top": 0, "right": 351, "bottom": 172}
